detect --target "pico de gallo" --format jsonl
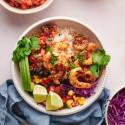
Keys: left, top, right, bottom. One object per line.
{"left": 5, "top": 0, "right": 47, "bottom": 9}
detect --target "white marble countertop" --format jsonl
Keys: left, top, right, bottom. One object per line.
{"left": 0, "top": 0, "right": 125, "bottom": 98}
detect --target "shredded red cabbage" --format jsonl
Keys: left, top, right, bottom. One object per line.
{"left": 107, "top": 88, "right": 125, "bottom": 125}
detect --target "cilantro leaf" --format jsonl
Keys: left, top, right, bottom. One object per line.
{"left": 30, "top": 36, "right": 40, "bottom": 50}
{"left": 12, "top": 36, "right": 40, "bottom": 62}
{"left": 68, "top": 63, "right": 77, "bottom": 69}
{"left": 50, "top": 53, "right": 58, "bottom": 65}
{"left": 45, "top": 44, "right": 52, "bottom": 52}
{"left": 101, "top": 55, "right": 111, "bottom": 66}
{"left": 90, "top": 49, "right": 111, "bottom": 77}
{"left": 75, "top": 53, "right": 84, "bottom": 63}
{"left": 92, "top": 49, "right": 111, "bottom": 66}
{"left": 89, "top": 64, "right": 99, "bottom": 78}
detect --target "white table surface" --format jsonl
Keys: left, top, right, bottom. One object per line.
{"left": 0, "top": 0, "right": 125, "bottom": 98}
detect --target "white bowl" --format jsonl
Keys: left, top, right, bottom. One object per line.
{"left": 11, "top": 17, "right": 107, "bottom": 116}
{"left": 0, "top": 0, "right": 54, "bottom": 14}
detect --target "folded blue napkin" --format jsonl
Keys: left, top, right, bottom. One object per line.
{"left": 0, "top": 80, "right": 109, "bottom": 125}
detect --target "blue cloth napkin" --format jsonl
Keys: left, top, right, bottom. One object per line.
{"left": 0, "top": 80, "right": 109, "bottom": 125}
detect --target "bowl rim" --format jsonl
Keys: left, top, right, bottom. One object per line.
{"left": 0, "top": 0, "right": 54, "bottom": 14}
{"left": 11, "top": 16, "right": 107, "bottom": 116}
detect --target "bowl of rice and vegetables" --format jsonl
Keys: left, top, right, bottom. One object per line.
{"left": 11, "top": 17, "right": 111, "bottom": 115}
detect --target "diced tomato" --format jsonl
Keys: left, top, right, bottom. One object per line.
{"left": 54, "top": 86, "right": 61, "bottom": 93}
{"left": 62, "top": 97, "right": 67, "bottom": 103}
{"left": 39, "top": 36, "right": 47, "bottom": 43}
{"left": 9, "top": 1, "right": 15, "bottom": 7}
{"left": 39, "top": 36, "right": 47, "bottom": 48}
{"left": 66, "top": 96, "right": 72, "bottom": 100}
{"left": 31, "top": 63, "right": 37, "bottom": 69}
{"left": 20, "top": 2, "right": 28, "bottom": 9}
{"left": 48, "top": 85, "right": 62, "bottom": 94}
{"left": 62, "top": 96, "right": 72, "bottom": 103}
{"left": 28, "top": 55, "right": 36, "bottom": 63}
{"left": 40, "top": 49, "right": 45, "bottom": 56}
{"left": 49, "top": 86, "right": 55, "bottom": 91}
{"left": 41, "top": 77, "right": 52, "bottom": 86}
{"left": 5, "top": 0, "right": 46, "bottom": 9}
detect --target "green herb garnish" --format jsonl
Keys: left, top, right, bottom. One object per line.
{"left": 89, "top": 49, "right": 111, "bottom": 77}
{"left": 75, "top": 53, "right": 84, "bottom": 63}
{"left": 12, "top": 36, "right": 40, "bottom": 62}
{"left": 68, "top": 63, "right": 77, "bottom": 69}
{"left": 92, "top": 49, "right": 111, "bottom": 66}
{"left": 50, "top": 53, "right": 58, "bottom": 65}
{"left": 30, "top": 36, "right": 40, "bottom": 50}
{"left": 66, "top": 71, "right": 71, "bottom": 77}
{"left": 45, "top": 44, "right": 52, "bottom": 52}
{"left": 89, "top": 64, "right": 99, "bottom": 78}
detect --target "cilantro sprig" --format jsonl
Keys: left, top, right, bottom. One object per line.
{"left": 92, "top": 49, "right": 111, "bottom": 66}
{"left": 45, "top": 44, "right": 52, "bottom": 52}
{"left": 50, "top": 53, "right": 58, "bottom": 65}
{"left": 89, "top": 49, "right": 111, "bottom": 77}
{"left": 89, "top": 64, "right": 100, "bottom": 78}
{"left": 75, "top": 53, "right": 84, "bottom": 63}
{"left": 12, "top": 36, "right": 40, "bottom": 62}
{"left": 68, "top": 63, "right": 77, "bottom": 69}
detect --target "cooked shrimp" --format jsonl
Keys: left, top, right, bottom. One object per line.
{"left": 69, "top": 67, "right": 92, "bottom": 89}
{"left": 42, "top": 52, "right": 52, "bottom": 69}
{"left": 74, "top": 60, "right": 80, "bottom": 67}
{"left": 83, "top": 54, "right": 93, "bottom": 65}
{"left": 86, "top": 42, "right": 97, "bottom": 52}
{"left": 84, "top": 71, "right": 96, "bottom": 82}
{"left": 73, "top": 36, "right": 88, "bottom": 51}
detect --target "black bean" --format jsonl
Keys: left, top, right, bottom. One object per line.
{"left": 38, "top": 70, "right": 44, "bottom": 76}
{"left": 30, "top": 70, "right": 36, "bottom": 76}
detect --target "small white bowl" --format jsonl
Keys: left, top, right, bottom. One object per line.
{"left": 11, "top": 17, "right": 107, "bottom": 116}
{"left": 0, "top": 0, "right": 54, "bottom": 14}
{"left": 105, "top": 87, "right": 125, "bottom": 125}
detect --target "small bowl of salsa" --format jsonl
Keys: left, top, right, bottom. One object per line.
{"left": 0, "top": 0, "right": 54, "bottom": 14}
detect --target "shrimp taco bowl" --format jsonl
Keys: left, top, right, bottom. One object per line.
{"left": 11, "top": 17, "right": 110, "bottom": 115}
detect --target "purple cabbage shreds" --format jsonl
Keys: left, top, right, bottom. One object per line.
{"left": 61, "top": 79, "right": 97, "bottom": 98}
{"left": 107, "top": 88, "right": 125, "bottom": 125}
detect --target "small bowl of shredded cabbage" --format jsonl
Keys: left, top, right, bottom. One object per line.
{"left": 105, "top": 87, "right": 125, "bottom": 125}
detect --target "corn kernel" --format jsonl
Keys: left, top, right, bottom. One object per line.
{"left": 66, "top": 99, "right": 73, "bottom": 108}
{"left": 73, "top": 95, "right": 77, "bottom": 101}
{"left": 77, "top": 97, "right": 85, "bottom": 105}
{"left": 33, "top": 75, "right": 41, "bottom": 84}
{"left": 68, "top": 90, "right": 74, "bottom": 96}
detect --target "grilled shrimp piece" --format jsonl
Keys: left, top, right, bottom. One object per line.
{"left": 82, "top": 51, "right": 93, "bottom": 65}
{"left": 84, "top": 71, "right": 96, "bottom": 82}
{"left": 86, "top": 42, "right": 97, "bottom": 52}
{"left": 74, "top": 60, "right": 80, "bottom": 67}
{"left": 84, "top": 54, "right": 93, "bottom": 65}
{"left": 73, "top": 36, "right": 88, "bottom": 51}
{"left": 42, "top": 52, "right": 52, "bottom": 70}
{"left": 69, "top": 67, "right": 92, "bottom": 89}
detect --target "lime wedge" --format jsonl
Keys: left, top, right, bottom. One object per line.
{"left": 33, "top": 85, "right": 47, "bottom": 103}
{"left": 46, "top": 91, "right": 63, "bottom": 111}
